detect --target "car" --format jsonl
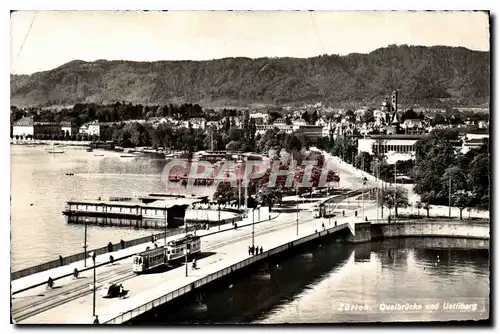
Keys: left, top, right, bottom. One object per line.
{"left": 100, "top": 283, "right": 127, "bottom": 298}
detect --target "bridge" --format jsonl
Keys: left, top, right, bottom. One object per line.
{"left": 11, "top": 158, "right": 377, "bottom": 324}
{"left": 12, "top": 201, "right": 371, "bottom": 324}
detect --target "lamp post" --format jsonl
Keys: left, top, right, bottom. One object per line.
{"left": 296, "top": 184, "right": 299, "bottom": 236}
{"left": 218, "top": 199, "right": 221, "bottom": 231}
{"left": 448, "top": 175, "right": 452, "bottom": 218}
{"left": 83, "top": 219, "right": 89, "bottom": 267}
{"left": 362, "top": 177, "right": 366, "bottom": 221}
{"left": 164, "top": 205, "right": 167, "bottom": 246}
{"left": 376, "top": 160, "right": 379, "bottom": 222}
{"left": 89, "top": 251, "right": 97, "bottom": 317}
{"left": 184, "top": 216, "right": 189, "bottom": 277}
{"left": 237, "top": 156, "right": 242, "bottom": 211}
{"left": 394, "top": 162, "right": 397, "bottom": 224}
{"left": 252, "top": 208, "right": 255, "bottom": 249}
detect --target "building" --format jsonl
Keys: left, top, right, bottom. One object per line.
{"left": 357, "top": 134, "right": 428, "bottom": 164}
{"left": 293, "top": 124, "right": 323, "bottom": 140}
{"left": 401, "top": 119, "right": 426, "bottom": 134}
{"left": 34, "top": 122, "right": 64, "bottom": 138}
{"left": 12, "top": 116, "right": 79, "bottom": 138}
{"left": 60, "top": 121, "right": 76, "bottom": 136}
{"left": 461, "top": 137, "right": 488, "bottom": 154}
{"left": 79, "top": 121, "right": 112, "bottom": 139}
{"left": 255, "top": 119, "right": 293, "bottom": 135}
{"left": 249, "top": 113, "right": 268, "bottom": 125}
{"left": 12, "top": 116, "right": 34, "bottom": 137}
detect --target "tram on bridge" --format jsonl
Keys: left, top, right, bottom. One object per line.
{"left": 132, "top": 234, "right": 201, "bottom": 273}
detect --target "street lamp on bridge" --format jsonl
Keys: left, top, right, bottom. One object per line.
{"left": 88, "top": 251, "right": 97, "bottom": 318}
{"left": 82, "top": 218, "right": 89, "bottom": 267}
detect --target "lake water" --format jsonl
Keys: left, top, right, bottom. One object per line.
{"left": 10, "top": 145, "right": 215, "bottom": 271}
{"left": 142, "top": 237, "right": 489, "bottom": 324}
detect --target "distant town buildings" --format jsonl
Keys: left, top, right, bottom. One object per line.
{"left": 12, "top": 116, "right": 77, "bottom": 138}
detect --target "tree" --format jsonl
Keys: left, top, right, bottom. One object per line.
{"left": 310, "top": 110, "right": 319, "bottom": 125}
{"left": 213, "top": 182, "right": 238, "bottom": 204}
{"left": 362, "top": 109, "right": 374, "bottom": 124}
{"left": 467, "top": 151, "right": 489, "bottom": 210}
{"left": 400, "top": 109, "right": 419, "bottom": 122}
{"left": 301, "top": 111, "right": 310, "bottom": 124}
{"left": 452, "top": 190, "right": 474, "bottom": 220}
{"left": 419, "top": 191, "right": 435, "bottom": 218}
{"left": 413, "top": 135, "right": 459, "bottom": 204}
{"left": 257, "top": 187, "right": 282, "bottom": 212}
{"left": 355, "top": 152, "right": 373, "bottom": 173}
{"left": 415, "top": 201, "right": 423, "bottom": 217}
{"left": 378, "top": 186, "right": 409, "bottom": 218}
{"left": 345, "top": 110, "right": 355, "bottom": 122}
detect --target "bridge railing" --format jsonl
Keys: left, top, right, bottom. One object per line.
{"left": 11, "top": 215, "right": 244, "bottom": 281}
{"left": 11, "top": 227, "right": 190, "bottom": 281}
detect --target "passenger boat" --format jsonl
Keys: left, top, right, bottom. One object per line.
{"left": 86, "top": 148, "right": 93, "bottom": 152}
{"left": 120, "top": 155, "right": 135, "bottom": 158}
{"left": 46, "top": 144, "right": 64, "bottom": 154}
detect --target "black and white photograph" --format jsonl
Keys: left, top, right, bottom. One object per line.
{"left": 9, "top": 10, "right": 490, "bottom": 325}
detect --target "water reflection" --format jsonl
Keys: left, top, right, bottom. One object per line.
{"left": 137, "top": 237, "right": 489, "bottom": 324}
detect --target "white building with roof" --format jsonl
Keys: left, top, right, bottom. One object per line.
{"left": 357, "top": 134, "right": 427, "bottom": 164}
{"left": 12, "top": 116, "right": 34, "bottom": 137}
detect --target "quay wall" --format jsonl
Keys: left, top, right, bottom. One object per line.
{"left": 372, "top": 220, "right": 489, "bottom": 240}
{"left": 11, "top": 139, "right": 91, "bottom": 146}
{"left": 104, "top": 224, "right": 351, "bottom": 324}
{"left": 346, "top": 219, "right": 490, "bottom": 245}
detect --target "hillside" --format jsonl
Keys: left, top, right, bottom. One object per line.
{"left": 10, "top": 45, "right": 490, "bottom": 108}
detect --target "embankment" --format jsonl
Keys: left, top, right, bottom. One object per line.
{"left": 347, "top": 220, "right": 489, "bottom": 244}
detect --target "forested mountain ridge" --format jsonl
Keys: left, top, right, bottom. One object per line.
{"left": 10, "top": 45, "right": 490, "bottom": 108}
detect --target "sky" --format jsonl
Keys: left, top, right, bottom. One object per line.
{"left": 10, "top": 11, "right": 490, "bottom": 75}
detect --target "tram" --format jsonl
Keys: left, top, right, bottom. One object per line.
{"left": 132, "top": 234, "right": 202, "bottom": 274}
{"left": 313, "top": 203, "right": 336, "bottom": 218}
{"left": 166, "top": 234, "right": 201, "bottom": 262}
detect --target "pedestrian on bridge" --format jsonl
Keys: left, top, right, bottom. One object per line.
{"left": 355, "top": 210, "right": 358, "bottom": 218}
{"left": 260, "top": 246, "right": 263, "bottom": 254}
{"left": 93, "top": 315, "right": 100, "bottom": 324}
{"left": 342, "top": 210, "right": 345, "bottom": 217}
{"left": 248, "top": 246, "right": 252, "bottom": 256}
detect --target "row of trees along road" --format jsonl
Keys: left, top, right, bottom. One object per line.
{"left": 212, "top": 149, "right": 340, "bottom": 212}
{"left": 412, "top": 129, "right": 489, "bottom": 219}
{"left": 321, "top": 129, "right": 489, "bottom": 220}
